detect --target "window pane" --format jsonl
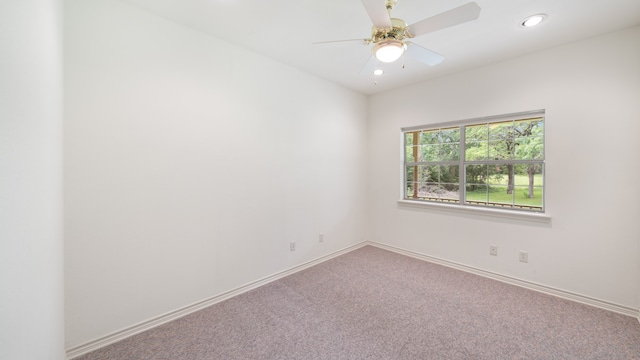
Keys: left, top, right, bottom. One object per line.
{"left": 405, "top": 166, "right": 415, "bottom": 183}
{"left": 420, "top": 130, "right": 439, "bottom": 145}
{"left": 418, "top": 183, "right": 459, "bottom": 201}
{"left": 489, "top": 121, "right": 514, "bottom": 141}
{"left": 513, "top": 164, "right": 543, "bottom": 186}
{"left": 439, "top": 165, "right": 459, "bottom": 183}
{"left": 514, "top": 186, "right": 543, "bottom": 209}
{"left": 440, "top": 127, "right": 460, "bottom": 143}
{"left": 416, "top": 165, "right": 438, "bottom": 183}
{"left": 513, "top": 164, "right": 543, "bottom": 210}
{"left": 514, "top": 118, "right": 544, "bottom": 160}
{"left": 427, "top": 166, "right": 440, "bottom": 183}
{"left": 406, "top": 182, "right": 415, "bottom": 198}
{"left": 439, "top": 143, "right": 460, "bottom": 161}
{"left": 465, "top": 141, "right": 487, "bottom": 160}
{"left": 465, "top": 124, "right": 487, "bottom": 142}
{"left": 489, "top": 140, "right": 515, "bottom": 160}
{"left": 513, "top": 118, "right": 542, "bottom": 136}
{"left": 487, "top": 185, "right": 513, "bottom": 206}
{"left": 420, "top": 144, "right": 439, "bottom": 162}
{"left": 405, "top": 164, "right": 419, "bottom": 199}
{"left": 405, "top": 146, "right": 417, "bottom": 163}
{"left": 485, "top": 164, "right": 510, "bottom": 185}
{"left": 466, "top": 184, "right": 487, "bottom": 205}
{"left": 466, "top": 165, "right": 487, "bottom": 185}
{"left": 514, "top": 136, "right": 544, "bottom": 160}
{"left": 417, "top": 183, "right": 439, "bottom": 199}
{"left": 438, "top": 184, "right": 460, "bottom": 201}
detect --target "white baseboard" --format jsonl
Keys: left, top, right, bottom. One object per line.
{"left": 67, "top": 240, "right": 639, "bottom": 358}
{"left": 65, "top": 241, "right": 368, "bottom": 359}
{"left": 367, "top": 241, "right": 639, "bottom": 319}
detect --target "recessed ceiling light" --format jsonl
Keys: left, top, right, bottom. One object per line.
{"left": 521, "top": 14, "right": 547, "bottom": 28}
{"left": 373, "top": 69, "right": 384, "bottom": 76}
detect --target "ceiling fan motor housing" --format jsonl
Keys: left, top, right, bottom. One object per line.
{"left": 370, "top": 18, "right": 411, "bottom": 63}
{"left": 371, "top": 18, "right": 410, "bottom": 43}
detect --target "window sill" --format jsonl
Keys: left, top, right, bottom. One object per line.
{"left": 397, "top": 199, "right": 551, "bottom": 223}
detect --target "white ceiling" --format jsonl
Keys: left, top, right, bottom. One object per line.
{"left": 122, "top": 0, "right": 640, "bottom": 95}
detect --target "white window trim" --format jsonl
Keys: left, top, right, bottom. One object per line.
{"left": 400, "top": 110, "right": 547, "bottom": 219}
{"left": 397, "top": 199, "right": 551, "bottom": 222}
{"left": 401, "top": 110, "right": 546, "bottom": 132}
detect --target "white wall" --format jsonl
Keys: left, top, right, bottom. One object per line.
{"left": 368, "top": 26, "right": 640, "bottom": 309}
{"left": 0, "top": 1, "right": 65, "bottom": 359}
{"left": 64, "top": 0, "right": 368, "bottom": 348}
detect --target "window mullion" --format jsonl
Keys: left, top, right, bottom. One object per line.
{"left": 460, "top": 125, "right": 466, "bottom": 206}
{"left": 465, "top": 159, "right": 542, "bottom": 165}
{"left": 412, "top": 132, "right": 419, "bottom": 199}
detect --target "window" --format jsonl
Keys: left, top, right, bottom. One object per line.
{"left": 403, "top": 110, "right": 545, "bottom": 212}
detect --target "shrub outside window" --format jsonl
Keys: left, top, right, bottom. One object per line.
{"left": 403, "top": 111, "right": 545, "bottom": 212}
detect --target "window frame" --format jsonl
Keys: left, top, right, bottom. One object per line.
{"left": 400, "top": 110, "right": 548, "bottom": 220}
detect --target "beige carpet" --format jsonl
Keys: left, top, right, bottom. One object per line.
{"left": 75, "top": 246, "right": 640, "bottom": 359}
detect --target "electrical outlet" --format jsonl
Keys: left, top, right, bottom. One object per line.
{"left": 290, "top": 242, "right": 296, "bottom": 252}
{"left": 489, "top": 245, "right": 498, "bottom": 256}
{"left": 519, "top": 251, "right": 528, "bottom": 263}
{"left": 319, "top": 233, "right": 324, "bottom": 243}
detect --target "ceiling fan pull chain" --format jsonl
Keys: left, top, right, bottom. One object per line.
{"left": 374, "top": 58, "right": 380, "bottom": 85}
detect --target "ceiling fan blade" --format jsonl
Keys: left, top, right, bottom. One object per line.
{"left": 405, "top": 42, "right": 444, "bottom": 66}
{"left": 360, "top": 0, "right": 392, "bottom": 29}
{"left": 407, "top": 2, "right": 481, "bottom": 37}
{"left": 312, "top": 39, "right": 369, "bottom": 47}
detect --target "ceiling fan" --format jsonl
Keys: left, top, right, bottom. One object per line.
{"left": 315, "top": 0, "right": 481, "bottom": 72}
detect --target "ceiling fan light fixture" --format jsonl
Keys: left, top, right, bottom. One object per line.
{"left": 373, "top": 40, "right": 405, "bottom": 63}
{"left": 521, "top": 14, "right": 547, "bottom": 28}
